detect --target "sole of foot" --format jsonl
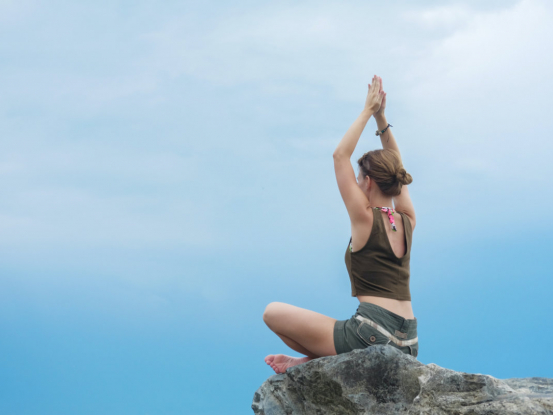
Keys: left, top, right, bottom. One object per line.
{"left": 264, "top": 354, "right": 313, "bottom": 374}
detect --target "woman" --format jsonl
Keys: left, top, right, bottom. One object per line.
{"left": 264, "top": 75, "right": 418, "bottom": 374}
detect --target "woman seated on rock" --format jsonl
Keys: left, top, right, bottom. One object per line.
{"left": 263, "top": 75, "right": 419, "bottom": 374}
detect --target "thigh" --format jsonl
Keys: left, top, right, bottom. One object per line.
{"left": 263, "top": 302, "right": 338, "bottom": 357}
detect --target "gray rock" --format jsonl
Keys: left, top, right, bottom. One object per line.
{"left": 252, "top": 346, "right": 553, "bottom": 414}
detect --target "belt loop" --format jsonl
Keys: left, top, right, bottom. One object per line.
{"left": 398, "top": 319, "right": 407, "bottom": 333}
{"left": 396, "top": 319, "right": 409, "bottom": 339}
{"left": 394, "top": 329, "right": 408, "bottom": 339}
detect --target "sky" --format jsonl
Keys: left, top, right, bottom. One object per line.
{"left": 0, "top": 0, "right": 552, "bottom": 414}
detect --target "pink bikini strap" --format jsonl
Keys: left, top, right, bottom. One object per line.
{"left": 375, "top": 207, "right": 397, "bottom": 232}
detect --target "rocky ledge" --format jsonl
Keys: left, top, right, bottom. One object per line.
{"left": 252, "top": 346, "right": 552, "bottom": 414}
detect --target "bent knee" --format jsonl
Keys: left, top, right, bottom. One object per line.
{"left": 263, "top": 301, "right": 286, "bottom": 324}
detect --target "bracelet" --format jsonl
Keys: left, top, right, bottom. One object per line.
{"left": 376, "top": 123, "right": 393, "bottom": 136}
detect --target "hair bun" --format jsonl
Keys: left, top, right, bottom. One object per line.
{"left": 395, "top": 168, "right": 405, "bottom": 184}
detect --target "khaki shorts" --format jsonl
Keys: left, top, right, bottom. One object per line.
{"left": 333, "top": 301, "right": 419, "bottom": 358}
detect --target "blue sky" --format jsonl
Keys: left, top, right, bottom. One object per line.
{"left": 1, "top": 0, "right": 552, "bottom": 414}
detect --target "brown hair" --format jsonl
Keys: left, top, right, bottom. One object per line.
{"left": 357, "top": 149, "right": 413, "bottom": 196}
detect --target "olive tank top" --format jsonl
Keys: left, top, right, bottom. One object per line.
{"left": 344, "top": 207, "right": 412, "bottom": 301}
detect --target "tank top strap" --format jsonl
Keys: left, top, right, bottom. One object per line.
{"left": 371, "top": 207, "right": 387, "bottom": 238}
{"left": 374, "top": 206, "right": 397, "bottom": 232}
{"left": 399, "top": 211, "right": 413, "bottom": 251}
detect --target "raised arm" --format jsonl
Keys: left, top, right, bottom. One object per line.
{"left": 373, "top": 80, "right": 416, "bottom": 228}
{"left": 333, "top": 75, "right": 383, "bottom": 157}
{"left": 373, "top": 85, "right": 401, "bottom": 162}
{"left": 333, "top": 76, "right": 384, "bottom": 225}
{"left": 376, "top": 114, "right": 401, "bottom": 163}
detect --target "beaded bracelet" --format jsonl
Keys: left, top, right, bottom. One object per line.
{"left": 375, "top": 123, "right": 393, "bottom": 136}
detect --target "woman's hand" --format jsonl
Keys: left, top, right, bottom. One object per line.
{"left": 374, "top": 76, "right": 386, "bottom": 119}
{"left": 364, "top": 75, "right": 385, "bottom": 114}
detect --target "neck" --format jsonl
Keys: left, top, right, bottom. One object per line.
{"left": 370, "top": 196, "right": 393, "bottom": 208}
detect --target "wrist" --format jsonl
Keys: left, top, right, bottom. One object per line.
{"left": 361, "top": 108, "right": 374, "bottom": 119}
{"left": 375, "top": 114, "right": 387, "bottom": 127}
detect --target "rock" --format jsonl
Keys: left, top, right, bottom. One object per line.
{"left": 252, "top": 346, "right": 553, "bottom": 414}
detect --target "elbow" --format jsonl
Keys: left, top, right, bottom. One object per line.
{"left": 333, "top": 151, "right": 349, "bottom": 159}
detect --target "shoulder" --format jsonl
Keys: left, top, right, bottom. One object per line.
{"left": 350, "top": 206, "right": 375, "bottom": 232}
{"left": 357, "top": 205, "right": 375, "bottom": 226}
{"left": 398, "top": 210, "right": 416, "bottom": 231}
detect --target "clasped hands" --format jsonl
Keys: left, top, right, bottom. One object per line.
{"left": 364, "top": 75, "right": 387, "bottom": 119}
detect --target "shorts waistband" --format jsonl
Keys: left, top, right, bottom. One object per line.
{"left": 356, "top": 301, "right": 417, "bottom": 333}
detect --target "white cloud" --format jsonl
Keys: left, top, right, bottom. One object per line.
{"left": 0, "top": 0, "right": 552, "bottom": 265}
{"left": 403, "top": 0, "right": 553, "bottom": 112}
{"left": 402, "top": 4, "right": 474, "bottom": 30}
{"left": 396, "top": 0, "right": 553, "bottom": 190}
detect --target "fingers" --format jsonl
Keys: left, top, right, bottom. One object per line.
{"left": 380, "top": 92, "right": 386, "bottom": 108}
{"left": 372, "top": 75, "right": 382, "bottom": 93}
{"left": 369, "top": 75, "right": 385, "bottom": 94}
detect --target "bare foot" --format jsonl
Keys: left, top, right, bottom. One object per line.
{"left": 264, "top": 354, "right": 314, "bottom": 374}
